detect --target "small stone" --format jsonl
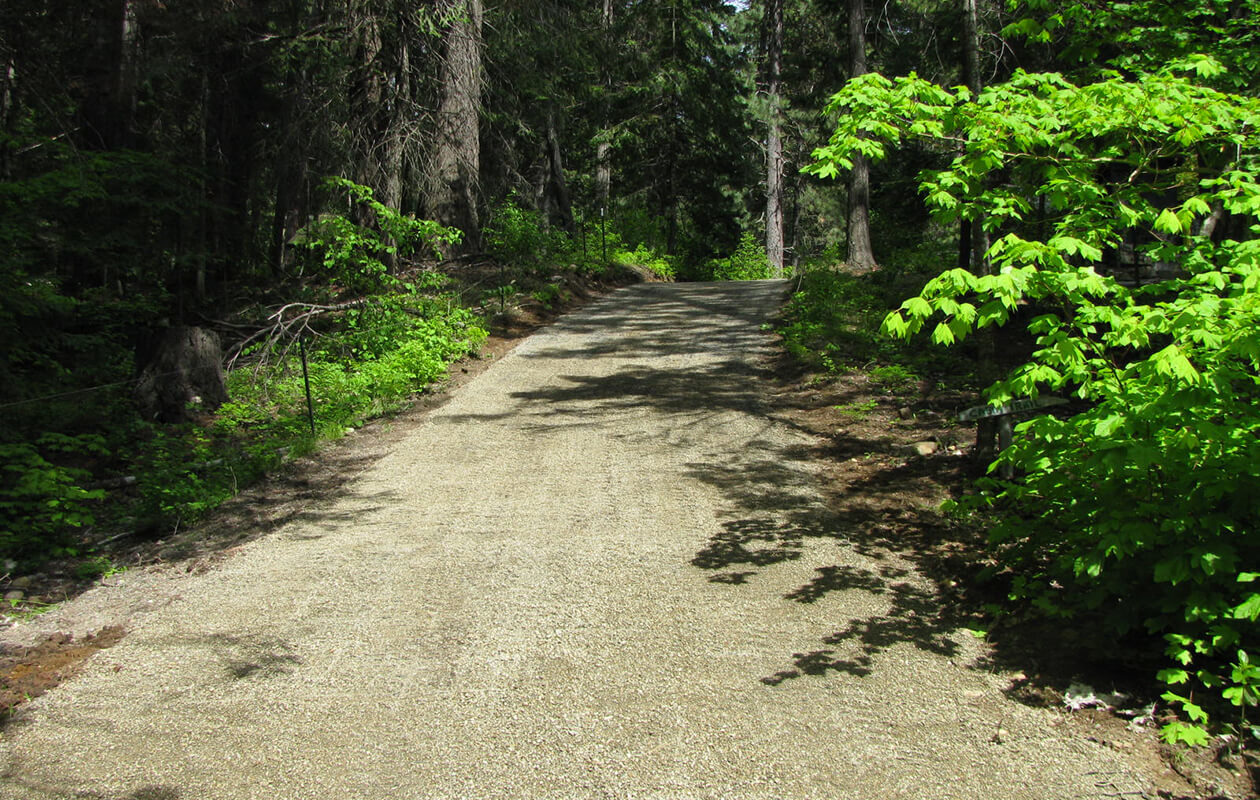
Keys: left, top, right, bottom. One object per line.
{"left": 906, "top": 440, "right": 938, "bottom": 456}
{"left": 4, "top": 590, "right": 23, "bottom": 603}
{"left": 10, "top": 576, "right": 32, "bottom": 590}
{"left": 898, "top": 406, "right": 913, "bottom": 419}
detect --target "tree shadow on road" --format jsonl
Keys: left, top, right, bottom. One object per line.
{"left": 686, "top": 435, "right": 973, "bottom": 685}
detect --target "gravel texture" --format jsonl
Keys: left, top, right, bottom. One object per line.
{"left": 0, "top": 280, "right": 1154, "bottom": 799}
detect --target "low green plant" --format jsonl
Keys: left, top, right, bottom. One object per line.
{"left": 869, "top": 364, "right": 919, "bottom": 390}
{"left": 711, "top": 233, "right": 771, "bottom": 281}
{"left": 130, "top": 425, "right": 236, "bottom": 531}
{"left": 834, "top": 399, "right": 880, "bottom": 419}
{"left": 486, "top": 283, "right": 519, "bottom": 313}
{"left": 74, "top": 554, "right": 122, "bottom": 581}
{"left": 294, "top": 177, "right": 461, "bottom": 294}
{"left": 0, "top": 436, "right": 106, "bottom": 558}
{"left": 484, "top": 195, "right": 575, "bottom": 271}
{"left": 531, "top": 283, "right": 569, "bottom": 310}
{"left": 612, "top": 243, "right": 676, "bottom": 280}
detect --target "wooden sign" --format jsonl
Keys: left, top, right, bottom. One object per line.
{"left": 957, "top": 396, "right": 1067, "bottom": 423}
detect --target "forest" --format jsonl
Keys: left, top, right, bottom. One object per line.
{"left": 1, "top": 0, "right": 1258, "bottom": 752}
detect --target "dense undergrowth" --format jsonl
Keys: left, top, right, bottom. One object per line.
{"left": 803, "top": 62, "right": 1260, "bottom": 754}
{"left": 0, "top": 181, "right": 676, "bottom": 578}
{"left": 778, "top": 239, "right": 982, "bottom": 386}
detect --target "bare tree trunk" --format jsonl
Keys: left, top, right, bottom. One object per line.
{"left": 544, "top": 105, "right": 575, "bottom": 233}
{"left": 594, "top": 0, "right": 613, "bottom": 213}
{"left": 381, "top": 33, "right": 409, "bottom": 215}
{"left": 0, "top": 36, "right": 15, "bottom": 180}
{"left": 115, "top": 0, "right": 139, "bottom": 147}
{"left": 846, "top": 0, "right": 877, "bottom": 272}
{"left": 960, "top": 0, "right": 987, "bottom": 276}
{"left": 961, "top": 0, "right": 999, "bottom": 462}
{"left": 428, "top": 0, "right": 484, "bottom": 253}
{"left": 764, "top": 0, "right": 785, "bottom": 278}
{"left": 350, "top": 5, "right": 385, "bottom": 211}
{"left": 80, "top": 0, "right": 138, "bottom": 150}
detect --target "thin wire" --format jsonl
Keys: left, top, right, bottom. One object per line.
{"left": 0, "top": 368, "right": 189, "bottom": 412}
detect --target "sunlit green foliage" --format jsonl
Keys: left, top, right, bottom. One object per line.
{"left": 0, "top": 437, "right": 107, "bottom": 559}
{"left": 1007, "top": 0, "right": 1260, "bottom": 92}
{"left": 484, "top": 195, "right": 573, "bottom": 270}
{"left": 811, "top": 59, "right": 1260, "bottom": 741}
{"left": 711, "top": 233, "right": 772, "bottom": 281}
{"left": 296, "top": 178, "right": 462, "bottom": 295}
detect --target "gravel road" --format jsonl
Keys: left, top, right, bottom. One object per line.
{"left": 0, "top": 281, "right": 1154, "bottom": 799}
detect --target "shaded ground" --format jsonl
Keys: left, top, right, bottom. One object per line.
{"left": 0, "top": 266, "right": 641, "bottom": 724}
{"left": 0, "top": 278, "right": 1250, "bottom": 799}
{"left": 755, "top": 358, "right": 1255, "bottom": 799}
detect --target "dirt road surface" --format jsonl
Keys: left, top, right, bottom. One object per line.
{"left": 0, "top": 281, "right": 1155, "bottom": 799}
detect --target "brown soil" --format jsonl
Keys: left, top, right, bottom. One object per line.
{"left": 0, "top": 626, "right": 124, "bottom": 723}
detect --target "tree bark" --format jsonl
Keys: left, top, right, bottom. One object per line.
{"left": 543, "top": 105, "right": 575, "bottom": 233}
{"left": 133, "top": 327, "right": 228, "bottom": 423}
{"left": 846, "top": 0, "right": 877, "bottom": 272}
{"left": 0, "top": 35, "right": 15, "bottom": 180}
{"left": 594, "top": 0, "right": 613, "bottom": 213}
{"left": 428, "top": 0, "right": 484, "bottom": 253}
{"left": 764, "top": 0, "right": 785, "bottom": 278}
{"left": 961, "top": 0, "right": 998, "bottom": 461}
{"left": 81, "top": 0, "right": 139, "bottom": 150}
{"left": 960, "top": 0, "right": 986, "bottom": 276}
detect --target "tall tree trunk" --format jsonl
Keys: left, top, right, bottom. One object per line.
{"left": 959, "top": 0, "right": 986, "bottom": 275}
{"left": 543, "top": 105, "right": 575, "bottom": 233}
{"left": 81, "top": 0, "right": 139, "bottom": 150}
{"left": 350, "top": 5, "right": 385, "bottom": 213}
{"left": 0, "top": 36, "right": 15, "bottom": 180}
{"left": 429, "top": 0, "right": 484, "bottom": 253}
{"left": 764, "top": 0, "right": 785, "bottom": 278}
{"left": 271, "top": 53, "right": 311, "bottom": 275}
{"left": 381, "top": 30, "right": 409, "bottom": 215}
{"left": 961, "top": 0, "right": 999, "bottom": 462}
{"left": 846, "top": 0, "right": 877, "bottom": 272}
{"left": 594, "top": 0, "right": 613, "bottom": 213}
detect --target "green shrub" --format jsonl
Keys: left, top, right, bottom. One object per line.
{"left": 484, "top": 195, "right": 575, "bottom": 271}
{"left": 0, "top": 436, "right": 105, "bottom": 558}
{"left": 295, "top": 178, "right": 461, "bottom": 294}
{"left": 711, "top": 233, "right": 771, "bottom": 281}
{"left": 531, "top": 283, "right": 570, "bottom": 309}
{"left": 812, "top": 62, "right": 1260, "bottom": 742}
{"left": 612, "top": 243, "right": 676, "bottom": 280}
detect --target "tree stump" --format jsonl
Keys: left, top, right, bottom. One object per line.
{"left": 134, "top": 327, "right": 228, "bottom": 423}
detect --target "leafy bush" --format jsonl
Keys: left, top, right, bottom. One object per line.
{"left": 778, "top": 264, "right": 972, "bottom": 381}
{"left": 484, "top": 195, "right": 574, "bottom": 271}
{"left": 224, "top": 306, "right": 486, "bottom": 439}
{"left": 612, "top": 243, "right": 676, "bottom": 280}
{"left": 811, "top": 59, "right": 1260, "bottom": 741}
{"left": 531, "top": 283, "right": 570, "bottom": 309}
{"left": 295, "top": 177, "right": 461, "bottom": 294}
{"left": 0, "top": 437, "right": 105, "bottom": 559}
{"left": 711, "top": 233, "right": 771, "bottom": 280}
